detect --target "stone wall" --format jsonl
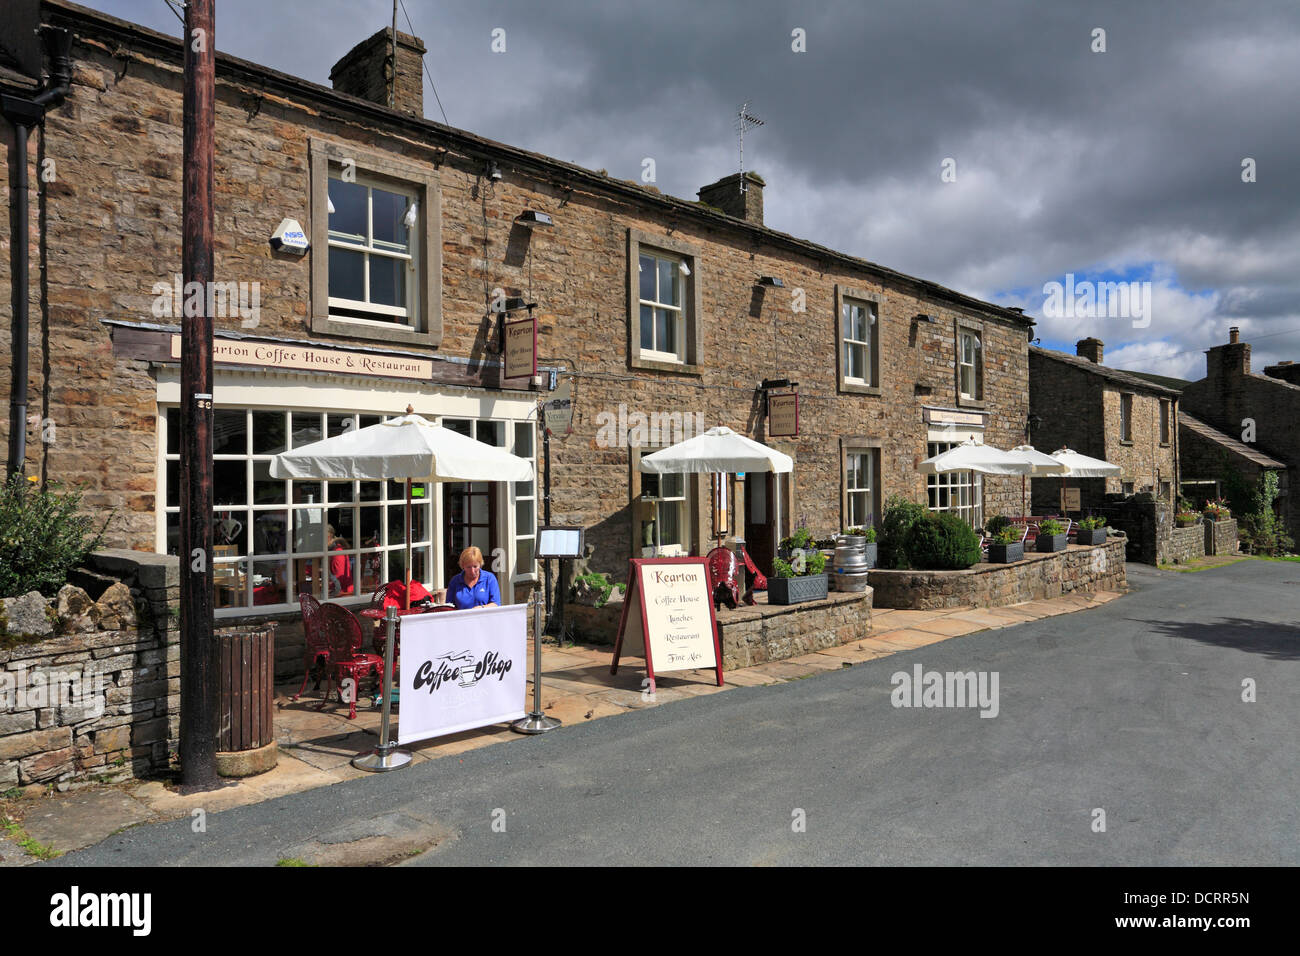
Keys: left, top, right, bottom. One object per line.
{"left": 1, "top": 551, "right": 180, "bottom": 787}
{"left": 1180, "top": 339, "right": 1300, "bottom": 544}
{"left": 1029, "top": 355, "right": 1178, "bottom": 514}
{"left": 867, "top": 539, "right": 1126, "bottom": 610}
{"left": 715, "top": 591, "right": 872, "bottom": 670}
{"left": 0, "top": 10, "right": 1032, "bottom": 599}
{"left": 1094, "top": 495, "right": 1169, "bottom": 565}
{"left": 1168, "top": 524, "right": 1206, "bottom": 564}
{"left": 1204, "top": 518, "right": 1238, "bottom": 557}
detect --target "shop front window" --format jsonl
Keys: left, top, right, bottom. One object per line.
{"left": 163, "top": 407, "right": 431, "bottom": 614}
{"left": 926, "top": 441, "right": 983, "bottom": 528}
{"left": 638, "top": 452, "right": 688, "bottom": 556}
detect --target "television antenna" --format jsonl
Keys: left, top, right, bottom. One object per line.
{"left": 736, "top": 102, "right": 764, "bottom": 194}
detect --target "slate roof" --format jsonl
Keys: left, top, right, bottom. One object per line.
{"left": 1180, "top": 413, "right": 1287, "bottom": 469}
{"left": 1029, "top": 347, "right": 1183, "bottom": 397}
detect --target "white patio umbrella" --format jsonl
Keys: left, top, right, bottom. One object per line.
{"left": 1049, "top": 447, "right": 1121, "bottom": 517}
{"left": 639, "top": 426, "right": 793, "bottom": 555}
{"left": 917, "top": 439, "right": 1034, "bottom": 477}
{"left": 1006, "top": 444, "right": 1069, "bottom": 518}
{"left": 270, "top": 408, "right": 535, "bottom": 608}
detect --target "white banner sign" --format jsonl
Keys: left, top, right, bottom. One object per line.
{"left": 397, "top": 603, "right": 527, "bottom": 743}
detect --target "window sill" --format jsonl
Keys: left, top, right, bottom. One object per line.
{"left": 1119, "top": 439, "right": 1135, "bottom": 446}
{"left": 956, "top": 395, "right": 986, "bottom": 410}
{"left": 1159, "top": 442, "right": 1171, "bottom": 448}
{"left": 312, "top": 313, "right": 434, "bottom": 347}
{"left": 839, "top": 380, "right": 882, "bottom": 397}
{"left": 630, "top": 353, "right": 702, "bottom": 376}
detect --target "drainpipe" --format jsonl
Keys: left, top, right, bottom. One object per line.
{"left": 3, "top": 27, "right": 72, "bottom": 478}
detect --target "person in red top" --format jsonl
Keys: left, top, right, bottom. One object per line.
{"left": 327, "top": 526, "right": 354, "bottom": 596}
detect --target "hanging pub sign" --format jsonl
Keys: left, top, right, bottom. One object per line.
{"left": 504, "top": 315, "right": 538, "bottom": 381}
{"left": 768, "top": 391, "right": 799, "bottom": 438}
{"left": 543, "top": 380, "right": 574, "bottom": 436}
{"left": 611, "top": 557, "right": 723, "bottom": 692}
{"left": 1060, "top": 487, "right": 1081, "bottom": 512}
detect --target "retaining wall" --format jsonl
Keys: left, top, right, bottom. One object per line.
{"left": 867, "top": 539, "right": 1126, "bottom": 611}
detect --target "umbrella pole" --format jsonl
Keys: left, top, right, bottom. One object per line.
{"left": 405, "top": 478, "right": 412, "bottom": 610}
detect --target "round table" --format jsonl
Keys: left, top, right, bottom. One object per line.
{"left": 359, "top": 605, "right": 454, "bottom": 659}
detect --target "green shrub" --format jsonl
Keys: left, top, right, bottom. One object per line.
{"left": 1239, "top": 472, "right": 1294, "bottom": 555}
{"left": 1078, "top": 515, "right": 1106, "bottom": 530}
{"left": 994, "top": 525, "right": 1022, "bottom": 544}
{"left": 774, "top": 547, "right": 827, "bottom": 578}
{"left": 572, "top": 571, "right": 625, "bottom": 607}
{"left": 779, "top": 526, "right": 815, "bottom": 553}
{"left": 862, "top": 526, "right": 877, "bottom": 543}
{"left": 879, "top": 495, "right": 930, "bottom": 569}
{"left": 985, "top": 515, "right": 1012, "bottom": 535}
{"left": 1039, "top": 518, "right": 1065, "bottom": 536}
{"left": 0, "top": 476, "right": 108, "bottom": 599}
{"left": 905, "top": 513, "right": 982, "bottom": 570}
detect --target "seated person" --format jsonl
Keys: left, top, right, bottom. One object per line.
{"left": 447, "top": 546, "right": 501, "bottom": 610}
{"left": 327, "top": 526, "right": 354, "bottom": 596}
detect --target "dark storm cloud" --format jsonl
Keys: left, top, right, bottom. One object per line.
{"left": 79, "top": 0, "right": 1300, "bottom": 372}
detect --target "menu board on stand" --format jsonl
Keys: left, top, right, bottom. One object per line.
{"left": 610, "top": 557, "right": 724, "bottom": 693}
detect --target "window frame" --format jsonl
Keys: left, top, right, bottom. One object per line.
{"left": 835, "top": 286, "right": 883, "bottom": 396}
{"left": 1120, "top": 392, "right": 1134, "bottom": 444}
{"left": 637, "top": 249, "right": 687, "bottom": 364}
{"left": 840, "top": 438, "right": 881, "bottom": 531}
{"left": 310, "top": 138, "right": 443, "bottom": 347}
{"left": 626, "top": 229, "right": 702, "bottom": 375}
{"left": 955, "top": 319, "right": 985, "bottom": 407}
{"left": 926, "top": 439, "right": 983, "bottom": 529}
{"left": 1159, "top": 398, "right": 1171, "bottom": 446}
{"left": 325, "top": 172, "right": 419, "bottom": 325}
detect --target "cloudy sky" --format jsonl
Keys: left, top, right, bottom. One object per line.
{"left": 81, "top": 0, "right": 1300, "bottom": 378}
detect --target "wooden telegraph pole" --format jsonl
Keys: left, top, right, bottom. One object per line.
{"left": 179, "top": 0, "right": 218, "bottom": 787}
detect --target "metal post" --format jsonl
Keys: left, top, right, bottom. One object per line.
{"left": 178, "top": 0, "right": 218, "bottom": 788}
{"left": 353, "top": 605, "right": 412, "bottom": 771}
{"left": 542, "top": 418, "right": 553, "bottom": 630}
{"left": 6, "top": 121, "right": 29, "bottom": 478}
{"left": 512, "top": 587, "right": 562, "bottom": 734}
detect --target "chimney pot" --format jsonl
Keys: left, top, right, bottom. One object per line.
{"left": 1229, "top": 327, "right": 1240, "bottom": 344}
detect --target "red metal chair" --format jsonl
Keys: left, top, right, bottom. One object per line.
{"left": 706, "top": 547, "right": 742, "bottom": 610}
{"left": 317, "top": 603, "right": 386, "bottom": 720}
{"left": 291, "top": 593, "right": 331, "bottom": 702}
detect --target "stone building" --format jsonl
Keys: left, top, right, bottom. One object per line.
{"left": 1178, "top": 328, "right": 1297, "bottom": 541}
{"left": 2, "top": 2, "right": 1033, "bottom": 646}
{"left": 1028, "top": 339, "right": 1181, "bottom": 514}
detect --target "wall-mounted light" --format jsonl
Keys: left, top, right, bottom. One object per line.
{"left": 756, "top": 276, "right": 784, "bottom": 287}
{"left": 488, "top": 161, "right": 503, "bottom": 181}
{"left": 327, "top": 195, "right": 336, "bottom": 215}
{"left": 514, "top": 210, "right": 553, "bottom": 228}
{"left": 679, "top": 260, "right": 691, "bottom": 276}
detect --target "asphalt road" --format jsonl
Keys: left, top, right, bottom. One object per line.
{"left": 51, "top": 561, "right": 1300, "bottom": 866}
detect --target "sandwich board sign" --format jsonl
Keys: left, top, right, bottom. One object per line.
{"left": 610, "top": 557, "right": 723, "bottom": 692}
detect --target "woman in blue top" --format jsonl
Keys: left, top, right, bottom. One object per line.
{"left": 447, "top": 546, "right": 501, "bottom": 609}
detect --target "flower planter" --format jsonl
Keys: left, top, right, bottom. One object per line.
{"left": 1075, "top": 528, "right": 1108, "bottom": 545}
{"left": 1036, "top": 533, "right": 1068, "bottom": 553}
{"left": 987, "top": 542, "right": 1024, "bottom": 563}
{"left": 768, "top": 573, "right": 829, "bottom": 606}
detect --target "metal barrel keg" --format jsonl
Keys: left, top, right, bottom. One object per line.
{"left": 830, "top": 535, "right": 871, "bottom": 592}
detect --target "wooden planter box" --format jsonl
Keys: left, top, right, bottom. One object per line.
{"left": 768, "top": 573, "right": 829, "bottom": 606}
{"left": 987, "top": 542, "right": 1024, "bottom": 563}
{"left": 1036, "top": 533, "right": 1069, "bottom": 553}
{"left": 1075, "top": 528, "right": 1108, "bottom": 545}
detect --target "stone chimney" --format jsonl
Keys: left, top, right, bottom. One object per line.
{"left": 1263, "top": 360, "right": 1300, "bottom": 387}
{"left": 697, "top": 172, "right": 764, "bottom": 225}
{"left": 1076, "top": 337, "right": 1104, "bottom": 364}
{"left": 330, "top": 28, "right": 426, "bottom": 117}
